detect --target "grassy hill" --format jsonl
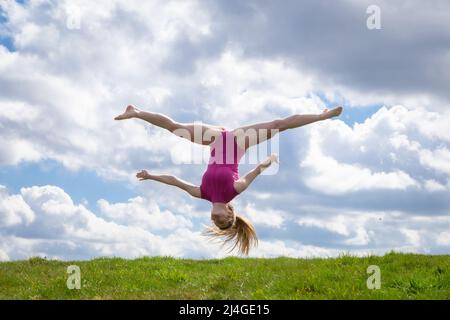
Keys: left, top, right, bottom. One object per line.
{"left": 0, "top": 252, "right": 449, "bottom": 299}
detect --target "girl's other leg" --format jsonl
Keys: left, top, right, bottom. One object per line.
{"left": 233, "top": 106, "right": 342, "bottom": 149}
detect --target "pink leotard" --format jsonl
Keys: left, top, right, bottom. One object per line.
{"left": 200, "top": 130, "right": 246, "bottom": 203}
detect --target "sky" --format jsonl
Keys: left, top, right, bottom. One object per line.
{"left": 0, "top": 0, "right": 449, "bottom": 261}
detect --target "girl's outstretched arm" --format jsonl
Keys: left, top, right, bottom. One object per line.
{"left": 233, "top": 154, "right": 279, "bottom": 194}
{"left": 136, "top": 170, "right": 201, "bottom": 198}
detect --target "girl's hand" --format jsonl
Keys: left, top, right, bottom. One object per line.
{"left": 260, "top": 153, "right": 279, "bottom": 169}
{"left": 269, "top": 153, "right": 279, "bottom": 164}
{"left": 136, "top": 170, "right": 150, "bottom": 181}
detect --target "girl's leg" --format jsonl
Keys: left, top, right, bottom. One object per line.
{"left": 115, "top": 105, "right": 223, "bottom": 145}
{"left": 232, "top": 106, "right": 342, "bottom": 150}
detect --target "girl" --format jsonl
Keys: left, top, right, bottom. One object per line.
{"left": 115, "top": 105, "right": 342, "bottom": 255}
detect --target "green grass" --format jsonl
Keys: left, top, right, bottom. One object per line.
{"left": 0, "top": 252, "right": 449, "bottom": 299}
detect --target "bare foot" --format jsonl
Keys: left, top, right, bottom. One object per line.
{"left": 321, "top": 106, "right": 343, "bottom": 120}
{"left": 114, "top": 105, "right": 139, "bottom": 120}
{"left": 136, "top": 170, "right": 150, "bottom": 181}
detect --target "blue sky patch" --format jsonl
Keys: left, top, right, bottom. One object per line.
{"left": 0, "top": 6, "right": 16, "bottom": 52}
{"left": 0, "top": 36, "right": 15, "bottom": 52}
{"left": 0, "top": 160, "right": 137, "bottom": 209}
{"left": 313, "top": 91, "right": 383, "bottom": 127}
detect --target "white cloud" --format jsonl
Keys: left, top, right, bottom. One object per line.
{"left": 0, "top": 0, "right": 213, "bottom": 176}
{"left": 97, "top": 196, "right": 192, "bottom": 231}
{"left": 297, "top": 216, "right": 350, "bottom": 236}
{"left": 400, "top": 228, "right": 422, "bottom": 247}
{"left": 0, "top": 0, "right": 327, "bottom": 183}
{"left": 295, "top": 207, "right": 450, "bottom": 252}
{"left": 198, "top": 49, "right": 321, "bottom": 128}
{"left": 0, "top": 100, "right": 40, "bottom": 122}
{"left": 0, "top": 1, "right": 449, "bottom": 260}
{"left": 419, "top": 148, "right": 450, "bottom": 176}
{"left": 0, "top": 135, "right": 42, "bottom": 165}
{"left": 251, "top": 240, "right": 340, "bottom": 258}
{"left": 424, "top": 179, "right": 448, "bottom": 192}
{"left": 2, "top": 184, "right": 375, "bottom": 260}
{"left": 205, "top": 0, "right": 450, "bottom": 107}
{"left": 297, "top": 211, "right": 384, "bottom": 247}
{"left": 299, "top": 105, "right": 450, "bottom": 196}
{"left": 345, "top": 227, "right": 370, "bottom": 246}
{"left": 0, "top": 185, "right": 221, "bottom": 260}
{"left": 0, "top": 185, "right": 35, "bottom": 227}
{"left": 300, "top": 128, "right": 419, "bottom": 194}
{"left": 436, "top": 232, "right": 450, "bottom": 246}
{"left": 0, "top": 248, "right": 9, "bottom": 261}
{"left": 0, "top": 182, "right": 448, "bottom": 260}
{"left": 242, "top": 202, "right": 285, "bottom": 228}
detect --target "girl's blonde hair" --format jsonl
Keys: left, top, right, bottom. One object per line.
{"left": 204, "top": 204, "right": 258, "bottom": 255}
